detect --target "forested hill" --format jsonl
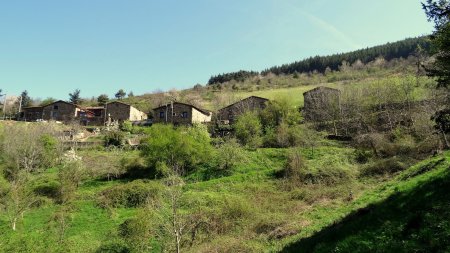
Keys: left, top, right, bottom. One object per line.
{"left": 208, "top": 36, "right": 430, "bottom": 85}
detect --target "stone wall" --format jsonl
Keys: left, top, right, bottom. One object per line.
{"left": 106, "top": 102, "right": 147, "bottom": 123}
{"left": 106, "top": 102, "right": 131, "bottom": 123}
{"left": 217, "top": 96, "right": 268, "bottom": 124}
{"left": 130, "top": 106, "right": 148, "bottom": 121}
{"left": 42, "top": 101, "right": 79, "bottom": 122}
{"left": 192, "top": 107, "right": 212, "bottom": 123}
{"left": 153, "top": 102, "right": 211, "bottom": 125}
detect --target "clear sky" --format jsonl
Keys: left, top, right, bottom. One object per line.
{"left": 0, "top": 0, "right": 433, "bottom": 100}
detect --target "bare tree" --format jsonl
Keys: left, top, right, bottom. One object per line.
{"left": 1, "top": 172, "right": 39, "bottom": 231}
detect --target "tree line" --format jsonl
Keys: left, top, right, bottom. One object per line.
{"left": 207, "top": 36, "right": 431, "bottom": 85}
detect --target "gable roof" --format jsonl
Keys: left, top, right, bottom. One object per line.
{"left": 218, "top": 96, "right": 269, "bottom": 112}
{"left": 106, "top": 101, "right": 131, "bottom": 107}
{"left": 22, "top": 106, "right": 43, "bottom": 110}
{"left": 303, "top": 86, "right": 340, "bottom": 95}
{"left": 153, "top": 102, "right": 211, "bottom": 116}
{"left": 42, "top": 100, "right": 81, "bottom": 108}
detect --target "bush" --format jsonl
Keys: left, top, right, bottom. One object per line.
{"left": 97, "top": 180, "right": 162, "bottom": 208}
{"left": 96, "top": 240, "right": 131, "bottom": 253}
{"left": 234, "top": 112, "right": 263, "bottom": 149}
{"left": 215, "top": 138, "right": 244, "bottom": 171}
{"left": 361, "top": 157, "right": 408, "bottom": 176}
{"left": 354, "top": 149, "right": 372, "bottom": 164}
{"left": 140, "top": 124, "right": 213, "bottom": 174}
{"left": 300, "top": 168, "right": 353, "bottom": 185}
{"left": 118, "top": 214, "right": 154, "bottom": 252}
{"left": 120, "top": 121, "right": 133, "bottom": 132}
{"left": 284, "top": 148, "right": 307, "bottom": 179}
{"left": 104, "top": 131, "right": 125, "bottom": 147}
{"left": 221, "top": 196, "right": 252, "bottom": 220}
{"left": 263, "top": 126, "right": 278, "bottom": 147}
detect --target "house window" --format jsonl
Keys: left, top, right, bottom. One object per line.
{"left": 53, "top": 105, "right": 59, "bottom": 110}
{"left": 181, "top": 112, "right": 188, "bottom": 118}
{"left": 159, "top": 111, "right": 165, "bottom": 118}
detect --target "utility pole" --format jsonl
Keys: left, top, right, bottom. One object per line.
{"left": 18, "top": 95, "right": 23, "bottom": 115}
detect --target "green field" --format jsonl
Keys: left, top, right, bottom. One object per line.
{"left": 1, "top": 143, "right": 448, "bottom": 252}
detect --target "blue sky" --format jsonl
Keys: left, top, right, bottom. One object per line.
{"left": 0, "top": 0, "right": 433, "bottom": 99}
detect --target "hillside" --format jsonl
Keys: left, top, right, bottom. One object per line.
{"left": 0, "top": 130, "right": 448, "bottom": 252}
{"left": 1, "top": 34, "right": 449, "bottom": 253}
{"left": 120, "top": 43, "right": 429, "bottom": 114}
{"left": 282, "top": 153, "right": 450, "bottom": 253}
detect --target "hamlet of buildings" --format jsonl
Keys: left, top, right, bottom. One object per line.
{"left": 20, "top": 100, "right": 148, "bottom": 126}
{"left": 19, "top": 96, "right": 275, "bottom": 127}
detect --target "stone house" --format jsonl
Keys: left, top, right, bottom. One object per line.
{"left": 152, "top": 102, "right": 212, "bottom": 125}
{"left": 20, "top": 106, "right": 44, "bottom": 121}
{"left": 217, "top": 96, "right": 269, "bottom": 124}
{"left": 105, "top": 101, "right": 148, "bottom": 123}
{"left": 302, "top": 86, "right": 341, "bottom": 122}
{"left": 41, "top": 100, "right": 82, "bottom": 122}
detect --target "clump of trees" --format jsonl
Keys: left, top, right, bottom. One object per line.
{"left": 423, "top": 0, "right": 450, "bottom": 149}
{"left": 140, "top": 124, "right": 213, "bottom": 176}
{"left": 208, "top": 70, "right": 259, "bottom": 85}
{"left": 0, "top": 123, "right": 62, "bottom": 230}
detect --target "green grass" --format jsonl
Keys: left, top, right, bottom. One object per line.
{"left": 280, "top": 152, "right": 450, "bottom": 253}
{"left": 1, "top": 148, "right": 449, "bottom": 252}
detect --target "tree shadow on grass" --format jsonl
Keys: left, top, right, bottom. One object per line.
{"left": 281, "top": 169, "right": 450, "bottom": 253}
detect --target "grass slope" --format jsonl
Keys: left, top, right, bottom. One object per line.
{"left": 281, "top": 153, "right": 450, "bottom": 253}
{"left": 0, "top": 149, "right": 448, "bottom": 252}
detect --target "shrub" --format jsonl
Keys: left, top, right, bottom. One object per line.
{"left": 300, "top": 168, "right": 353, "bottom": 185}
{"left": 104, "top": 131, "right": 125, "bottom": 147}
{"left": 284, "top": 148, "right": 307, "bottom": 179}
{"left": 118, "top": 214, "right": 154, "bottom": 252}
{"left": 97, "top": 180, "right": 162, "bottom": 208}
{"left": 141, "top": 124, "right": 213, "bottom": 174}
{"left": 234, "top": 111, "right": 263, "bottom": 149}
{"left": 276, "top": 122, "right": 290, "bottom": 148}
{"left": 221, "top": 196, "right": 252, "bottom": 220}
{"left": 361, "top": 157, "right": 408, "bottom": 176}
{"left": 263, "top": 126, "right": 278, "bottom": 147}
{"left": 120, "top": 121, "right": 133, "bottom": 132}
{"left": 215, "top": 138, "right": 244, "bottom": 171}
{"left": 354, "top": 149, "right": 372, "bottom": 164}
{"left": 96, "top": 240, "right": 131, "bottom": 253}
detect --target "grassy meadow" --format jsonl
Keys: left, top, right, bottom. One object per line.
{"left": 1, "top": 137, "right": 449, "bottom": 252}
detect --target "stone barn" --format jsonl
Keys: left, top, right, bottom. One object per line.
{"left": 20, "top": 106, "right": 44, "bottom": 121}
{"left": 152, "top": 102, "right": 212, "bottom": 125}
{"left": 105, "top": 101, "right": 147, "bottom": 123}
{"left": 303, "top": 86, "right": 341, "bottom": 122}
{"left": 217, "top": 96, "right": 269, "bottom": 124}
{"left": 41, "top": 100, "right": 81, "bottom": 122}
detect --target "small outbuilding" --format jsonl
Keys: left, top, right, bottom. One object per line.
{"left": 302, "top": 86, "right": 341, "bottom": 122}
